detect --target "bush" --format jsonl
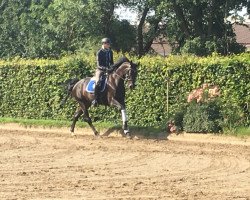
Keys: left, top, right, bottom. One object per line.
{"left": 0, "top": 53, "right": 249, "bottom": 129}
{"left": 183, "top": 100, "right": 222, "bottom": 133}
{"left": 220, "top": 103, "right": 246, "bottom": 134}
{"left": 171, "top": 105, "right": 187, "bottom": 131}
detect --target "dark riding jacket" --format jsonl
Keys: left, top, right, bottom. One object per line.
{"left": 97, "top": 48, "right": 114, "bottom": 71}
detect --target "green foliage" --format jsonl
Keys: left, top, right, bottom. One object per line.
{"left": 110, "top": 20, "right": 137, "bottom": 52}
{"left": 220, "top": 103, "right": 246, "bottom": 134}
{"left": 0, "top": 53, "right": 249, "bottom": 130}
{"left": 0, "top": 0, "right": 247, "bottom": 58}
{"left": 183, "top": 101, "right": 222, "bottom": 133}
{"left": 234, "top": 127, "right": 250, "bottom": 136}
{"left": 0, "top": 0, "right": 136, "bottom": 58}
{"left": 172, "top": 105, "right": 187, "bottom": 130}
{"left": 180, "top": 37, "right": 246, "bottom": 56}
{"left": 0, "top": 54, "right": 94, "bottom": 120}
{"left": 161, "top": 0, "right": 248, "bottom": 55}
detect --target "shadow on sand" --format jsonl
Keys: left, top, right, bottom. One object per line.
{"left": 101, "top": 125, "right": 170, "bottom": 140}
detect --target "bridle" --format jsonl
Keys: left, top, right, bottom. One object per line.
{"left": 112, "top": 65, "right": 134, "bottom": 82}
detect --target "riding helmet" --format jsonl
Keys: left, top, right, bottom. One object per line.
{"left": 101, "top": 38, "right": 111, "bottom": 44}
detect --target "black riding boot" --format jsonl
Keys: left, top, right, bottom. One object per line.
{"left": 92, "top": 83, "right": 100, "bottom": 107}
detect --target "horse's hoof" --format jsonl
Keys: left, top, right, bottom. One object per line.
{"left": 125, "top": 133, "right": 132, "bottom": 139}
{"left": 71, "top": 132, "right": 76, "bottom": 138}
{"left": 94, "top": 133, "right": 101, "bottom": 139}
{"left": 133, "top": 135, "right": 140, "bottom": 140}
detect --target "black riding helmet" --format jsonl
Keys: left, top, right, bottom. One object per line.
{"left": 101, "top": 38, "right": 111, "bottom": 44}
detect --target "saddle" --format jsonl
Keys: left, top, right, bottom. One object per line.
{"left": 86, "top": 74, "right": 108, "bottom": 94}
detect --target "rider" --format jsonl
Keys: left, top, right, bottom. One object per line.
{"left": 92, "top": 38, "right": 114, "bottom": 106}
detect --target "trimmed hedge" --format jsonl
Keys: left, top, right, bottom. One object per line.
{"left": 0, "top": 53, "right": 249, "bottom": 128}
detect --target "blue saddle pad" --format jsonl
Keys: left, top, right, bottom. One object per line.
{"left": 86, "top": 77, "right": 107, "bottom": 93}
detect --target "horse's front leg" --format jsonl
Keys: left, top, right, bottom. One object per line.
{"left": 110, "top": 99, "right": 130, "bottom": 138}
{"left": 121, "top": 109, "right": 130, "bottom": 136}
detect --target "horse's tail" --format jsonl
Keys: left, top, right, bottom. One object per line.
{"left": 59, "top": 78, "right": 79, "bottom": 108}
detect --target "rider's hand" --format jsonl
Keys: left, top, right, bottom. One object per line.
{"left": 107, "top": 68, "right": 114, "bottom": 74}
{"left": 98, "top": 66, "right": 106, "bottom": 71}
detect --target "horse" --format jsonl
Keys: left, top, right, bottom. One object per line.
{"left": 62, "top": 57, "right": 138, "bottom": 138}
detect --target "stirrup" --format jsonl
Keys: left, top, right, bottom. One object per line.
{"left": 92, "top": 99, "right": 98, "bottom": 107}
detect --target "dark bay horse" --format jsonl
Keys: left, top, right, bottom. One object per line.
{"left": 63, "top": 58, "right": 138, "bottom": 138}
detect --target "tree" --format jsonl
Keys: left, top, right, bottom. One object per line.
{"left": 123, "top": 0, "right": 165, "bottom": 57}
{"left": 0, "top": 0, "right": 32, "bottom": 57}
{"left": 110, "top": 19, "right": 136, "bottom": 52}
{"left": 0, "top": 0, "right": 136, "bottom": 58}
{"left": 19, "top": 0, "right": 54, "bottom": 57}
{"left": 0, "top": 0, "right": 56, "bottom": 58}
{"left": 0, "top": 0, "right": 247, "bottom": 58}
{"left": 84, "top": 0, "right": 136, "bottom": 52}
{"left": 161, "top": 0, "right": 248, "bottom": 55}
{"left": 44, "top": 0, "right": 89, "bottom": 55}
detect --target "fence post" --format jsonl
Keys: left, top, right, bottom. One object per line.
{"left": 166, "top": 75, "right": 170, "bottom": 120}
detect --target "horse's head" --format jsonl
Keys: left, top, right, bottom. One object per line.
{"left": 126, "top": 61, "right": 138, "bottom": 90}
{"left": 114, "top": 57, "right": 138, "bottom": 90}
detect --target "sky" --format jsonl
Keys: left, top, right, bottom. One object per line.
{"left": 115, "top": 6, "right": 137, "bottom": 24}
{"left": 115, "top": 6, "right": 249, "bottom": 23}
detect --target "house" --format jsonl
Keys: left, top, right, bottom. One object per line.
{"left": 233, "top": 22, "right": 250, "bottom": 51}
{"left": 151, "top": 21, "right": 250, "bottom": 55}
{"left": 151, "top": 38, "right": 173, "bottom": 56}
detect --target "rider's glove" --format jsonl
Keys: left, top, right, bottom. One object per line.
{"left": 98, "top": 66, "right": 106, "bottom": 71}
{"left": 107, "top": 68, "right": 114, "bottom": 74}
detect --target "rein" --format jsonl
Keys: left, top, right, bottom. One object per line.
{"left": 112, "top": 67, "right": 132, "bottom": 81}
{"left": 113, "top": 71, "right": 126, "bottom": 81}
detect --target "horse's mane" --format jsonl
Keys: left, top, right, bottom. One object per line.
{"left": 112, "top": 56, "right": 130, "bottom": 70}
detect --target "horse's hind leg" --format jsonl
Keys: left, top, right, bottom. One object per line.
{"left": 70, "top": 107, "right": 83, "bottom": 136}
{"left": 83, "top": 109, "right": 99, "bottom": 137}
{"left": 78, "top": 101, "right": 99, "bottom": 137}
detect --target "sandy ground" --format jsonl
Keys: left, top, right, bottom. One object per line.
{"left": 0, "top": 124, "right": 249, "bottom": 200}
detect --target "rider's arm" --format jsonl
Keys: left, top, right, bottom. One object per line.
{"left": 97, "top": 50, "right": 105, "bottom": 70}
{"left": 110, "top": 50, "right": 114, "bottom": 65}
{"left": 107, "top": 50, "right": 116, "bottom": 73}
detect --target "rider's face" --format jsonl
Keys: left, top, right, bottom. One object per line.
{"left": 103, "top": 42, "right": 110, "bottom": 49}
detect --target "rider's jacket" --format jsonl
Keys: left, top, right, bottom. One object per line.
{"left": 96, "top": 48, "right": 114, "bottom": 70}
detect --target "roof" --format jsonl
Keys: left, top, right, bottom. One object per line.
{"left": 151, "top": 23, "right": 250, "bottom": 55}
{"left": 233, "top": 23, "right": 250, "bottom": 45}
{"left": 151, "top": 42, "right": 172, "bottom": 56}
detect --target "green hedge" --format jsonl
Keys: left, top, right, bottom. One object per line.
{"left": 0, "top": 53, "right": 249, "bottom": 128}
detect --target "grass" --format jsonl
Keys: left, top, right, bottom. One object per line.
{"left": 221, "top": 126, "right": 250, "bottom": 137}
{"left": 235, "top": 127, "right": 250, "bottom": 136}
{"left": 1, "top": 117, "right": 249, "bottom": 137}
{"left": 0, "top": 117, "right": 165, "bottom": 137}
{"left": 0, "top": 117, "right": 115, "bottom": 129}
